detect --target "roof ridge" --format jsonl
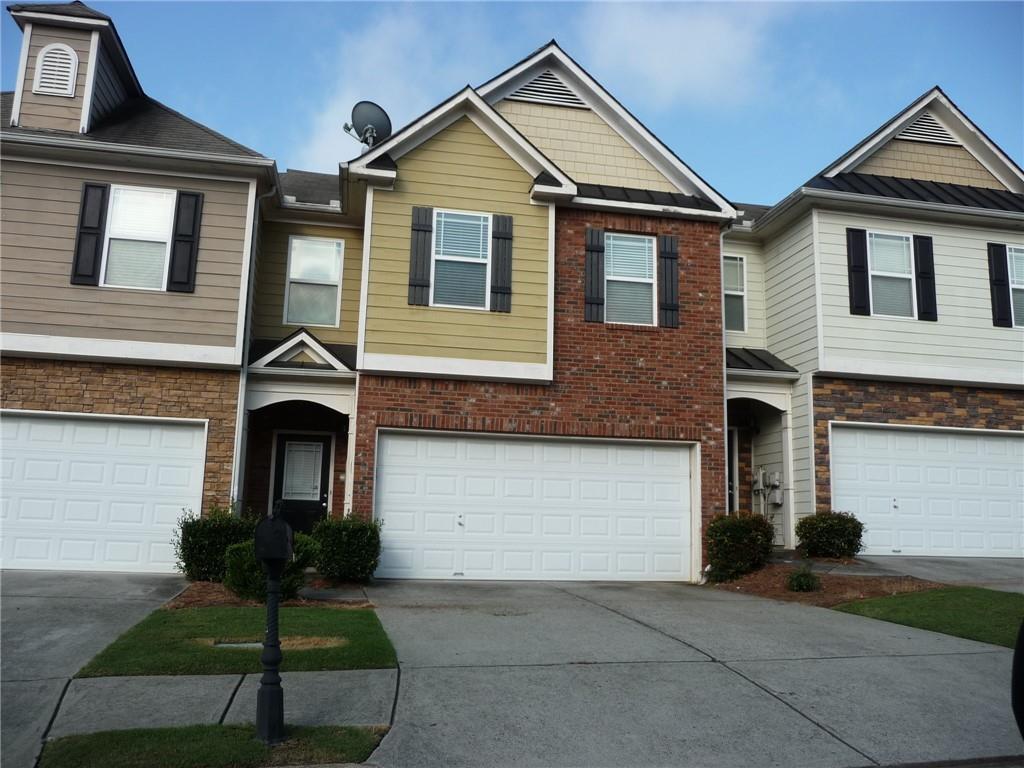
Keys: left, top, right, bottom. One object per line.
{"left": 145, "top": 95, "right": 264, "bottom": 158}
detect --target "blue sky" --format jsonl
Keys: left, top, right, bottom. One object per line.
{"left": 3, "top": 2, "right": 1021, "bottom": 204}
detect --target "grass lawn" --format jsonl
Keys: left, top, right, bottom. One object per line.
{"left": 78, "top": 607, "right": 396, "bottom": 677}
{"left": 835, "top": 586, "right": 1024, "bottom": 648}
{"left": 38, "top": 724, "right": 384, "bottom": 768}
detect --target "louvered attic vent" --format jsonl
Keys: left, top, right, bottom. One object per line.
{"left": 897, "top": 112, "right": 959, "bottom": 145}
{"left": 507, "top": 70, "right": 587, "bottom": 108}
{"left": 32, "top": 43, "right": 78, "bottom": 97}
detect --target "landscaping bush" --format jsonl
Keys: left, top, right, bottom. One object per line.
{"left": 786, "top": 563, "right": 822, "bottom": 593}
{"left": 704, "top": 513, "right": 776, "bottom": 582}
{"left": 796, "top": 511, "right": 864, "bottom": 558}
{"left": 312, "top": 518, "right": 382, "bottom": 582}
{"left": 174, "top": 505, "right": 255, "bottom": 582}
{"left": 223, "top": 533, "right": 319, "bottom": 602}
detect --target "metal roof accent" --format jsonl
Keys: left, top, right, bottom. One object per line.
{"left": 807, "top": 172, "right": 1024, "bottom": 213}
{"left": 896, "top": 111, "right": 959, "bottom": 146}
{"left": 575, "top": 182, "right": 719, "bottom": 212}
{"left": 507, "top": 69, "right": 587, "bottom": 109}
{"left": 725, "top": 348, "right": 797, "bottom": 374}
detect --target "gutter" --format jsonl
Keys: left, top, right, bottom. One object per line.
{"left": 726, "top": 368, "right": 801, "bottom": 381}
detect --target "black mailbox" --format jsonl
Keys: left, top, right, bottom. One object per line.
{"left": 255, "top": 515, "right": 293, "bottom": 564}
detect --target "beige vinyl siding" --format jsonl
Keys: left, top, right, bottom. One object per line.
{"left": 495, "top": 100, "right": 676, "bottom": 192}
{"left": 251, "top": 222, "right": 363, "bottom": 346}
{"left": 0, "top": 159, "right": 251, "bottom": 347}
{"left": 89, "top": 41, "right": 127, "bottom": 126}
{"left": 18, "top": 26, "right": 90, "bottom": 133}
{"left": 750, "top": 406, "right": 785, "bottom": 543}
{"left": 854, "top": 139, "right": 1006, "bottom": 190}
{"left": 816, "top": 210, "right": 1024, "bottom": 385}
{"left": 364, "top": 116, "right": 549, "bottom": 364}
{"left": 722, "top": 238, "right": 766, "bottom": 348}
{"left": 763, "top": 213, "right": 819, "bottom": 524}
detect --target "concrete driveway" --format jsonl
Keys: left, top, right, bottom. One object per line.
{"left": 858, "top": 556, "right": 1024, "bottom": 594}
{"left": 1, "top": 570, "right": 184, "bottom": 768}
{"left": 366, "top": 581, "right": 1022, "bottom": 768}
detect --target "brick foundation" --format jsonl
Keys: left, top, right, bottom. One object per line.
{"left": 813, "top": 375, "right": 1024, "bottom": 513}
{"left": 1, "top": 356, "right": 239, "bottom": 512}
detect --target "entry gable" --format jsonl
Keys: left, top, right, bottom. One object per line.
{"left": 249, "top": 329, "right": 354, "bottom": 375}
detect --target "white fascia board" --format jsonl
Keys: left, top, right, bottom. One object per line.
{"left": 726, "top": 368, "right": 801, "bottom": 382}
{"left": 9, "top": 11, "right": 109, "bottom": 27}
{"left": 247, "top": 367, "right": 356, "bottom": 380}
{"left": 249, "top": 330, "right": 352, "bottom": 372}
{"left": 570, "top": 196, "right": 734, "bottom": 221}
{"left": 820, "top": 357, "right": 1024, "bottom": 389}
{"left": 360, "top": 352, "right": 552, "bottom": 384}
{"left": 11, "top": 23, "right": 32, "bottom": 126}
{"left": 79, "top": 30, "right": 99, "bottom": 133}
{"left": 3, "top": 333, "right": 241, "bottom": 367}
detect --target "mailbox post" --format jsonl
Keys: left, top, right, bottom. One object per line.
{"left": 254, "top": 502, "right": 293, "bottom": 745}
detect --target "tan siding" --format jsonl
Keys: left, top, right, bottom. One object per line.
{"left": 722, "top": 237, "right": 765, "bottom": 348}
{"left": 365, "top": 116, "right": 549, "bottom": 364}
{"left": 251, "top": 222, "right": 363, "bottom": 346}
{"left": 18, "top": 26, "right": 90, "bottom": 133}
{"left": 495, "top": 100, "right": 677, "bottom": 192}
{"left": 854, "top": 139, "right": 1006, "bottom": 189}
{"left": 0, "top": 159, "right": 251, "bottom": 347}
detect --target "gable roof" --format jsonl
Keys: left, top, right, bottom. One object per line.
{"left": 249, "top": 329, "right": 355, "bottom": 374}
{"left": 477, "top": 41, "right": 735, "bottom": 217}
{"left": 7, "top": 0, "right": 108, "bottom": 20}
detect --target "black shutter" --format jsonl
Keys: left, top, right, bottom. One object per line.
{"left": 490, "top": 214, "right": 513, "bottom": 313}
{"left": 912, "top": 235, "right": 937, "bottom": 321}
{"left": 988, "top": 243, "right": 1013, "bottom": 328}
{"left": 166, "top": 191, "right": 203, "bottom": 293}
{"left": 408, "top": 206, "right": 432, "bottom": 306}
{"left": 846, "top": 228, "right": 870, "bottom": 316}
{"left": 70, "top": 183, "right": 109, "bottom": 285}
{"left": 584, "top": 227, "right": 605, "bottom": 322}
{"left": 657, "top": 234, "right": 679, "bottom": 328}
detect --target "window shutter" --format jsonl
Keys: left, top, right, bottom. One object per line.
{"left": 657, "top": 234, "right": 679, "bottom": 328}
{"left": 70, "top": 183, "right": 110, "bottom": 286}
{"left": 584, "top": 227, "right": 605, "bottom": 322}
{"left": 846, "top": 228, "right": 870, "bottom": 316}
{"left": 490, "top": 214, "right": 513, "bottom": 313}
{"left": 166, "top": 191, "right": 203, "bottom": 293}
{"left": 408, "top": 206, "right": 432, "bottom": 306}
{"left": 912, "top": 235, "right": 937, "bottom": 321}
{"left": 987, "top": 243, "right": 1012, "bottom": 328}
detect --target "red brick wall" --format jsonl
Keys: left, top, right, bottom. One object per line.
{"left": 813, "top": 375, "right": 1024, "bottom": 513}
{"left": 353, "top": 208, "right": 726, "bottom": 541}
{"left": 1, "top": 356, "right": 239, "bottom": 512}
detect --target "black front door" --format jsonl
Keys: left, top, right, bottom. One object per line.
{"left": 272, "top": 433, "right": 331, "bottom": 533}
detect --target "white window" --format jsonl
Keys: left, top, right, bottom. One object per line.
{"left": 284, "top": 236, "right": 344, "bottom": 327}
{"left": 1009, "top": 246, "right": 1024, "bottom": 328}
{"left": 101, "top": 185, "right": 176, "bottom": 291}
{"left": 868, "top": 232, "right": 916, "bottom": 318}
{"left": 605, "top": 233, "right": 656, "bottom": 325}
{"left": 32, "top": 43, "right": 78, "bottom": 97}
{"left": 431, "top": 210, "right": 491, "bottom": 309}
{"left": 723, "top": 255, "right": 746, "bottom": 332}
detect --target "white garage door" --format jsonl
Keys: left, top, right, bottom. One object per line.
{"left": 1, "top": 413, "right": 206, "bottom": 572}
{"left": 374, "top": 432, "right": 693, "bottom": 581}
{"left": 831, "top": 425, "right": 1023, "bottom": 557}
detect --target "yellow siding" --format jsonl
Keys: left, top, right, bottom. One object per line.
{"left": 495, "top": 99, "right": 677, "bottom": 192}
{"left": 365, "top": 116, "right": 549, "bottom": 364}
{"left": 18, "top": 26, "right": 90, "bottom": 133}
{"left": 251, "top": 221, "right": 363, "bottom": 346}
{"left": 854, "top": 139, "right": 1006, "bottom": 189}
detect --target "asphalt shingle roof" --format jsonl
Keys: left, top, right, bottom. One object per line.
{"left": 7, "top": 1, "right": 109, "bottom": 20}
{"left": 279, "top": 169, "right": 339, "bottom": 205}
{"left": 808, "top": 172, "right": 1024, "bottom": 214}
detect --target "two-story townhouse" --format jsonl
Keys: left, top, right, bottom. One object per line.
{"left": 723, "top": 87, "right": 1024, "bottom": 558}
{"left": 0, "top": 1, "right": 276, "bottom": 572}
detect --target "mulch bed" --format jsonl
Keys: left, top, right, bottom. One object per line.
{"left": 165, "top": 581, "right": 371, "bottom": 610}
{"left": 713, "top": 563, "right": 943, "bottom": 608}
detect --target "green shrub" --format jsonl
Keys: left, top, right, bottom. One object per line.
{"left": 796, "top": 511, "right": 864, "bottom": 558}
{"left": 174, "top": 505, "right": 255, "bottom": 582}
{"left": 786, "top": 563, "right": 822, "bottom": 592}
{"left": 312, "top": 518, "right": 382, "bottom": 582}
{"left": 223, "top": 533, "right": 319, "bottom": 602}
{"left": 704, "top": 513, "right": 776, "bottom": 582}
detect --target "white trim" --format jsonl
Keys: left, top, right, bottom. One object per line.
{"left": 249, "top": 329, "right": 353, "bottom": 372}
{"left": 230, "top": 363, "right": 247, "bottom": 504}
{"left": 806, "top": 374, "right": 817, "bottom": 520}
{"left": 244, "top": 377, "right": 355, "bottom": 415}
{"left": 725, "top": 380, "right": 791, "bottom": 413}
{"left": 31, "top": 42, "right": 78, "bottom": 98}
{"left": 829, "top": 420, "right": 1023, "bottom": 438}
{"left": 1007, "top": 246, "right": 1024, "bottom": 328}
{"left": 727, "top": 426, "right": 739, "bottom": 513}
{"left": 9, "top": 11, "right": 109, "bottom": 27}
{"left": 233, "top": 180, "right": 258, "bottom": 364}
{"left": 98, "top": 184, "right": 176, "bottom": 292}
{"left": 5, "top": 154, "right": 258, "bottom": 184}
{"left": 282, "top": 235, "right": 345, "bottom": 328}
{"left": 356, "top": 186, "right": 374, "bottom": 370}
{"left": 269, "top": 430, "right": 336, "bottom": 516}
{"left": 780, "top": 408, "right": 795, "bottom": 549}
{"left": 0, "top": 408, "right": 207, "bottom": 427}
{"left": 603, "top": 232, "right": 657, "bottom": 327}
{"left": 722, "top": 254, "right": 746, "bottom": 333}
{"left": 546, "top": 203, "right": 555, "bottom": 380}
{"left": 569, "top": 196, "right": 733, "bottom": 221}
{"left": 10, "top": 22, "right": 32, "bottom": 126}
{"left": 818, "top": 356, "right": 1024, "bottom": 387}
{"left": 79, "top": 30, "right": 99, "bottom": 133}
{"left": 811, "top": 208, "right": 825, "bottom": 369}
{"left": 360, "top": 352, "right": 552, "bottom": 383}
{"left": 429, "top": 209, "right": 493, "bottom": 311}
{"left": 725, "top": 368, "right": 800, "bottom": 382}
{"left": 1, "top": 332, "right": 239, "bottom": 367}
{"left": 866, "top": 229, "right": 917, "bottom": 320}
{"left": 343, "top": 372, "right": 359, "bottom": 516}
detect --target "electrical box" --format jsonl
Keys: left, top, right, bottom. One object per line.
{"left": 768, "top": 488, "right": 784, "bottom": 506}
{"left": 752, "top": 469, "right": 765, "bottom": 492}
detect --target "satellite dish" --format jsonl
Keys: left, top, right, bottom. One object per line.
{"left": 343, "top": 101, "right": 392, "bottom": 148}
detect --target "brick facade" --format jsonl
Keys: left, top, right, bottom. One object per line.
{"left": 0, "top": 356, "right": 239, "bottom": 512}
{"left": 352, "top": 208, "right": 726, "bottom": 545}
{"left": 813, "top": 375, "right": 1024, "bottom": 513}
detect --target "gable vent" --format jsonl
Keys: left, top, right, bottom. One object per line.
{"left": 897, "top": 112, "right": 959, "bottom": 146}
{"left": 507, "top": 70, "right": 587, "bottom": 109}
{"left": 32, "top": 43, "right": 79, "bottom": 98}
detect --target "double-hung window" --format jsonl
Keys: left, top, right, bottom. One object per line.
{"left": 723, "top": 255, "right": 745, "bottom": 331}
{"left": 431, "top": 210, "right": 491, "bottom": 309}
{"left": 605, "top": 233, "right": 656, "bottom": 325}
{"left": 284, "top": 236, "right": 344, "bottom": 327}
{"left": 868, "top": 232, "right": 915, "bottom": 318}
{"left": 101, "top": 185, "right": 176, "bottom": 290}
{"left": 1009, "top": 246, "right": 1024, "bottom": 327}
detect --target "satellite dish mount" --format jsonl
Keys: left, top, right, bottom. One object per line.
{"left": 343, "top": 100, "right": 392, "bottom": 149}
